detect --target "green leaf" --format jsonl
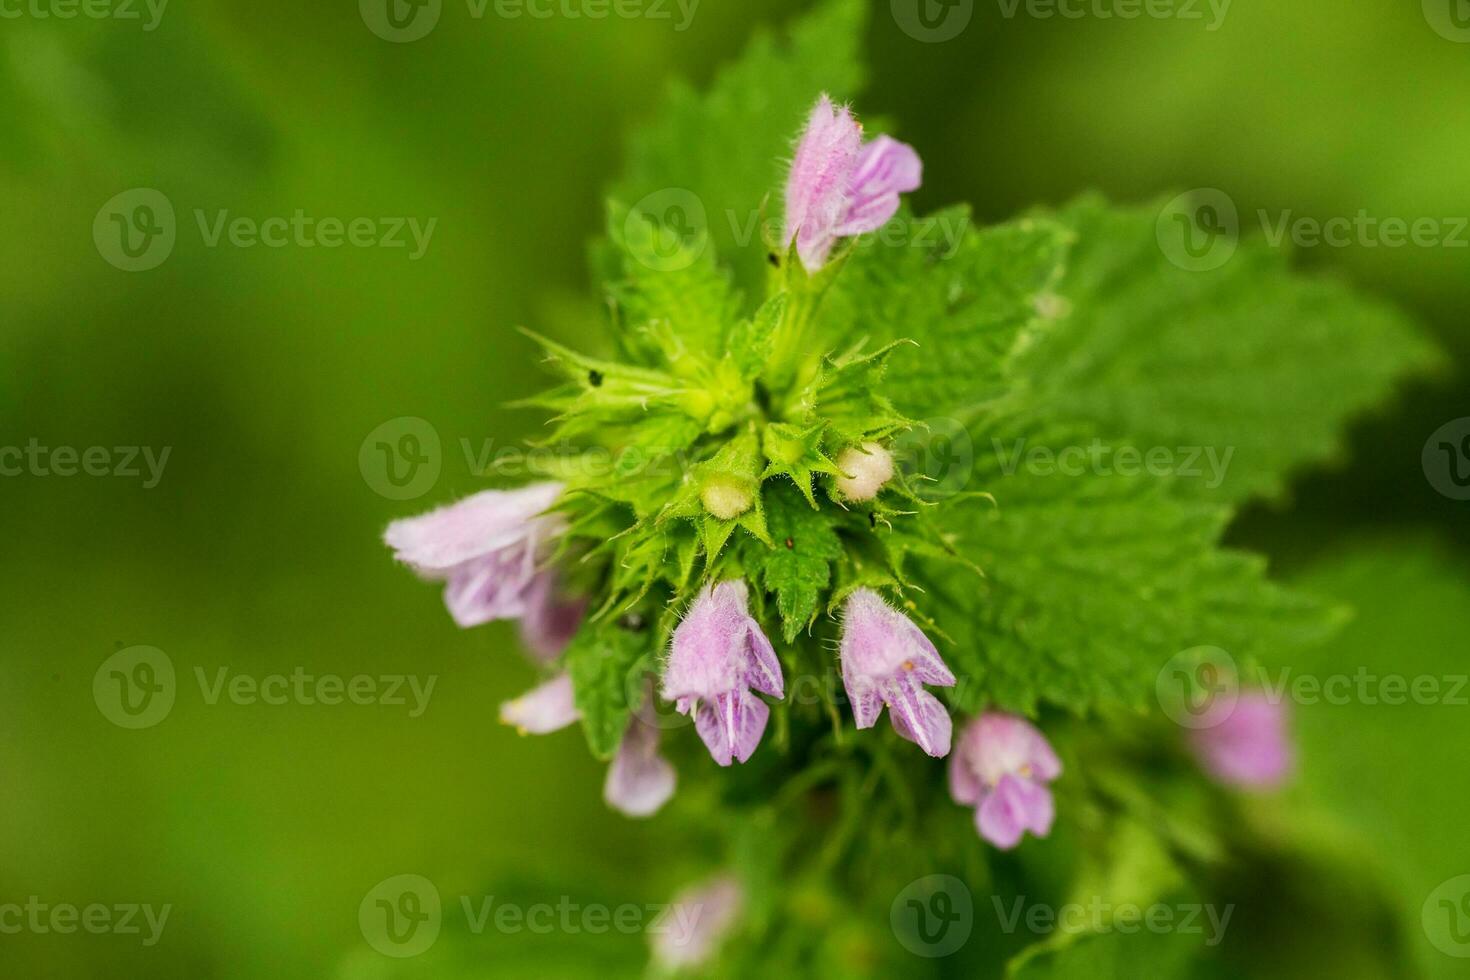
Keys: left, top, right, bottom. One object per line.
{"left": 747, "top": 482, "right": 843, "bottom": 643}
{"left": 925, "top": 407, "right": 1342, "bottom": 717}
{"left": 564, "top": 618, "right": 655, "bottom": 760}
{"left": 819, "top": 207, "right": 1071, "bottom": 420}
{"left": 1017, "top": 196, "right": 1441, "bottom": 503}
{"left": 1282, "top": 540, "right": 1470, "bottom": 980}
{"left": 1007, "top": 925, "right": 1205, "bottom": 980}
{"left": 605, "top": 199, "right": 741, "bottom": 365}
{"left": 609, "top": 0, "right": 868, "bottom": 298}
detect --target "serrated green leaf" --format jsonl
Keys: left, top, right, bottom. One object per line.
{"left": 605, "top": 200, "right": 742, "bottom": 365}
{"left": 748, "top": 482, "right": 842, "bottom": 642}
{"left": 564, "top": 619, "right": 655, "bottom": 760}
{"left": 820, "top": 207, "right": 1071, "bottom": 420}
{"left": 1017, "top": 196, "right": 1442, "bottom": 503}
{"left": 924, "top": 407, "right": 1342, "bottom": 717}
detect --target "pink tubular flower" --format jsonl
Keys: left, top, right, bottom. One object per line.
{"left": 650, "top": 875, "right": 744, "bottom": 971}
{"left": 499, "top": 672, "right": 580, "bottom": 735}
{"left": 384, "top": 482, "right": 565, "bottom": 629}
{"left": 1190, "top": 692, "right": 1292, "bottom": 789}
{"left": 661, "top": 581, "right": 784, "bottom": 767}
{"left": 784, "top": 94, "right": 923, "bottom": 271}
{"left": 949, "top": 713, "right": 1062, "bottom": 850}
{"left": 839, "top": 589, "right": 956, "bottom": 757}
{"left": 517, "top": 573, "right": 586, "bottom": 661}
{"left": 605, "top": 698, "right": 676, "bottom": 818}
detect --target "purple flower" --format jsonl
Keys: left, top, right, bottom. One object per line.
{"left": 661, "top": 581, "right": 784, "bottom": 767}
{"left": 1190, "top": 692, "right": 1292, "bottom": 789}
{"left": 384, "top": 482, "right": 565, "bottom": 629}
{"left": 784, "top": 94, "right": 923, "bottom": 271}
{"left": 650, "top": 875, "right": 744, "bottom": 971}
{"left": 839, "top": 589, "right": 956, "bottom": 757}
{"left": 517, "top": 573, "right": 586, "bottom": 662}
{"left": 605, "top": 698, "right": 676, "bottom": 818}
{"left": 499, "top": 672, "right": 580, "bottom": 735}
{"left": 949, "top": 712, "right": 1062, "bottom": 850}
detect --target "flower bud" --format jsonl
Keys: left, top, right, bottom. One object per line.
{"left": 834, "top": 442, "right": 894, "bottom": 502}
{"left": 700, "top": 476, "right": 754, "bottom": 520}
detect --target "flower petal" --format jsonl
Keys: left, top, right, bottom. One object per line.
{"left": 976, "top": 776, "right": 1030, "bottom": 850}
{"left": 499, "top": 673, "right": 580, "bottom": 735}
{"left": 836, "top": 135, "right": 922, "bottom": 237}
{"left": 742, "top": 618, "right": 784, "bottom": 699}
{"left": 1190, "top": 692, "right": 1292, "bottom": 789}
{"left": 604, "top": 716, "right": 676, "bottom": 818}
{"left": 383, "top": 483, "right": 563, "bottom": 575}
{"left": 443, "top": 552, "right": 537, "bottom": 627}
{"left": 693, "top": 690, "right": 769, "bottom": 766}
{"left": 948, "top": 741, "right": 985, "bottom": 806}
{"left": 884, "top": 678, "right": 952, "bottom": 758}
{"left": 517, "top": 573, "right": 585, "bottom": 661}
{"left": 650, "top": 876, "right": 744, "bottom": 971}
{"left": 784, "top": 94, "right": 863, "bottom": 271}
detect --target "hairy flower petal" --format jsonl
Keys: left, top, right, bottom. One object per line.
{"left": 605, "top": 712, "right": 676, "bottom": 818}
{"left": 499, "top": 673, "right": 580, "bottom": 735}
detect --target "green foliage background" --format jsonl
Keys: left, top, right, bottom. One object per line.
{"left": 0, "top": 1, "right": 1466, "bottom": 977}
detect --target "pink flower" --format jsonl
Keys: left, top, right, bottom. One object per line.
{"left": 1190, "top": 692, "right": 1292, "bottom": 789}
{"left": 384, "top": 482, "right": 565, "bottom": 629}
{"left": 499, "top": 672, "right": 580, "bottom": 735}
{"left": 517, "top": 573, "right": 586, "bottom": 661}
{"left": 650, "top": 875, "right": 744, "bottom": 971}
{"left": 949, "top": 713, "right": 1062, "bottom": 850}
{"left": 605, "top": 698, "right": 676, "bottom": 818}
{"left": 661, "top": 581, "right": 784, "bottom": 767}
{"left": 784, "top": 94, "right": 923, "bottom": 271}
{"left": 839, "top": 589, "right": 956, "bottom": 757}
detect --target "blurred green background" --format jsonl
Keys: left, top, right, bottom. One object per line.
{"left": 1, "top": 0, "right": 1466, "bottom": 976}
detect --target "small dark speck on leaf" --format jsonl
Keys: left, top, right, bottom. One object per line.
{"left": 768, "top": 252, "right": 780, "bottom": 268}
{"left": 785, "top": 537, "right": 795, "bottom": 549}
{"left": 587, "top": 370, "right": 604, "bottom": 387}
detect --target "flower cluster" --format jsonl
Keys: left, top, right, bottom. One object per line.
{"left": 382, "top": 97, "right": 1297, "bottom": 891}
